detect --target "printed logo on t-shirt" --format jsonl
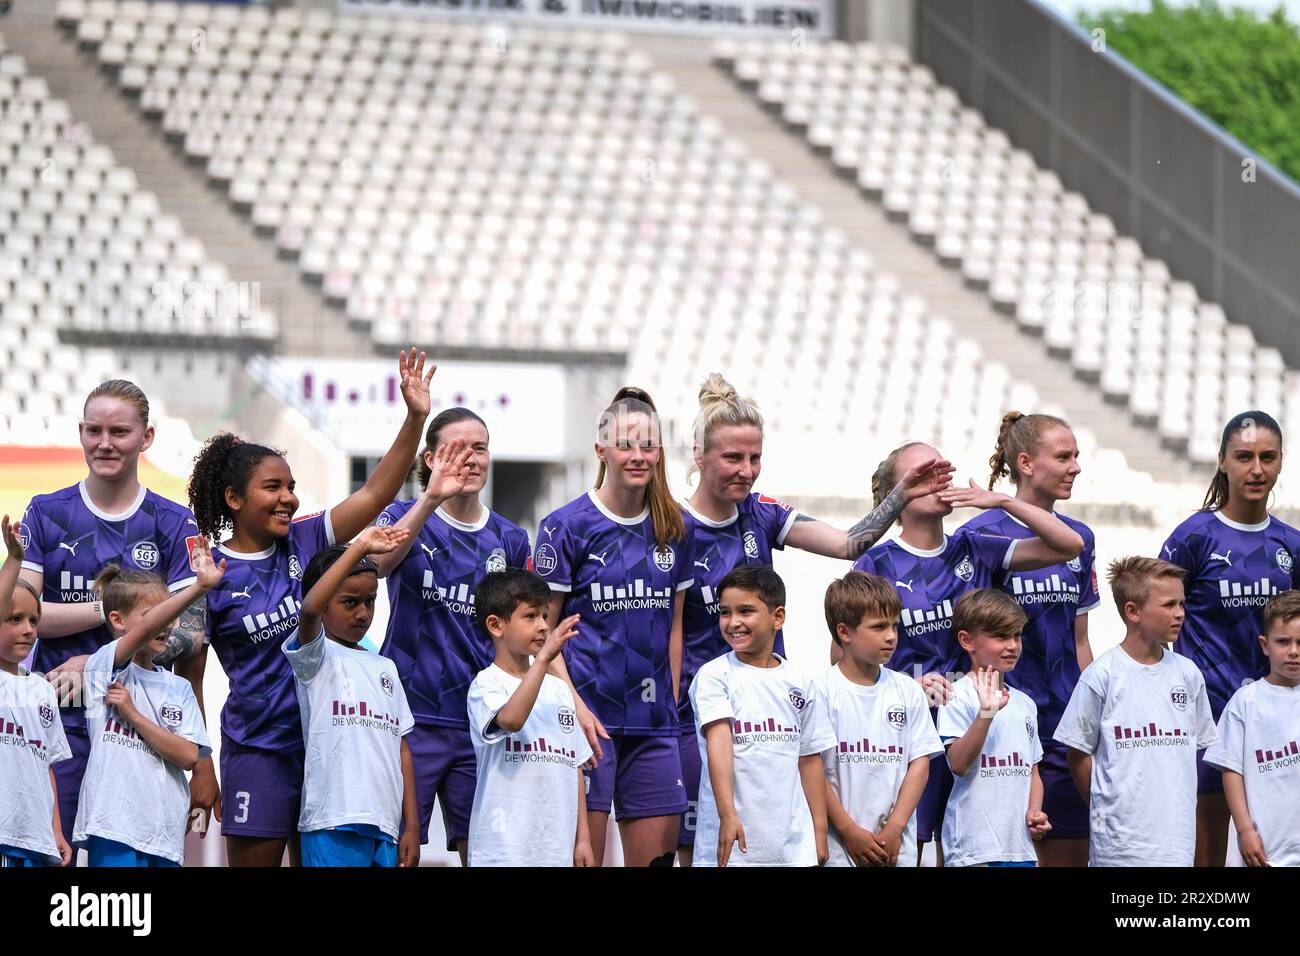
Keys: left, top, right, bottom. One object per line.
{"left": 1025, "top": 717, "right": 1035, "bottom": 740}
{"left": 743, "top": 531, "right": 760, "bottom": 559}
{"left": 653, "top": 546, "right": 675, "bottom": 572}
{"left": 330, "top": 697, "right": 402, "bottom": 735}
{"left": 836, "top": 733, "right": 905, "bottom": 765}
{"left": 288, "top": 555, "right": 303, "bottom": 581}
{"left": 160, "top": 704, "right": 183, "bottom": 728}
{"left": 376, "top": 512, "right": 393, "bottom": 527}
{"left": 1008, "top": 574, "right": 1081, "bottom": 606}
{"left": 101, "top": 713, "right": 157, "bottom": 756}
{"left": 732, "top": 715, "right": 799, "bottom": 744}
{"left": 954, "top": 558, "right": 975, "bottom": 583}
{"left": 788, "top": 689, "right": 807, "bottom": 712}
{"left": 1169, "top": 686, "right": 1189, "bottom": 712}
{"left": 130, "top": 540, "right": 159, "bottom": 571}
{"left": 380, "top": 673, "right": 394, "bottom": 696}
{"left": 485, "top": 548, "right": 508, "bottom": 574}
{"left": 1111, "top": 721, "right": 1192, "bottom": 750}
{"left": 558, "top": 706, "right": 576, "bottom": 733}
{"left": 1214, "top": 575, "right": 1279, "bottom": 609}
{"left": 17, "top": 522, "right": 31, "bottom": 551}
{"left": 38, "top": 703, "right": 55, "bottom": 728}
{"left": 1276, "top": 548, "right": 1293, "bottom": 573}
{"left": 886, "top": 705, "right": 907, "bottom": 729}
{"left": 534, "top": 543, "right": 558, "bottom": 576}
{"left": 1254, "top": 738, "right": 1299, "bottom": 772}
{"left": 502, "top": 733, "right": 581, "bottom": 765}
{"left": 1067, "top": 556, "right": 1082, "bottom": 572}
{"left": 978, "top": 751, "right": 1031, "bottom": 777}
{"left": 0, "top": 714, "right": 51, "bottom": 759}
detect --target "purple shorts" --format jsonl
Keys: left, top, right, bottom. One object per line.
{"left": 1196, "top": 748, "right": 1225, "bottom": 796}
{"left": 405, "top": 723, "right": 476, "bottom": 850}
{"left": 677, "top": 731, "right": 702, "bottom": 847}
{"left": 52, "top": 730, "right": 90, "bottom": 850}
{"left": 1038, "top": 739, "right": 1089, "bottom": 839}
{"left": 917, "top": 752, "right": 954, "bottom": 845}
{"left": 583, "top": 733, "right": 687, "bottom": 820}
{"left": 218, "top": 737, "right": 305, "bottom": 839}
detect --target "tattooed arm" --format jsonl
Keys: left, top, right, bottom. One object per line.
{"left": 782, "top": 457, "right": 954, "bottom": 560}
{"left": 153, "top": 596, "right": 207, "bottom": 667}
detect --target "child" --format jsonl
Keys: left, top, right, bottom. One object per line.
{"left": 1204, "top": 590, "right": 1300, "bottom": 867}
{"left": 691, "top": 565, "right": 835, "bottom": 867}
{"left": 1055, "top": 557, "right": 1218, "bottom": 867}
{"left": 0, "top": 514, "right": 72, "bottom": 866}
{"left": 282, "top": 527, "right": 420, "bottom": 868}
{"left": 938, "top": 589, "right": 1049, "bottom": 867}
{"left": 73, "top": 544, "right": 223, "bottom": 867}
{"left": 465, "top": 568, "right": 593, "bottom": 867}
{"left": 817, "top": 572, "right": 943, "bottom": 867}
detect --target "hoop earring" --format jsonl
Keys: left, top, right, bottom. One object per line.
{"left": 1269, "top": 488, "right": 1277, "bottom": 512}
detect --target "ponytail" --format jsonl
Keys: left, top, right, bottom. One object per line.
{"left": 871, "top": 442, "right": 924, "bottom": 509}
{"left": 92, "top": 564, "right": 166, "bottom": 619}
{"left": 595, "top": 386, "right": 684, "bottom": 550}
{"left": 188, "top": 433, "right": 285, "bottom": 539}
{"left": 987, "top": 411, "right": 1071, "bottom": 490}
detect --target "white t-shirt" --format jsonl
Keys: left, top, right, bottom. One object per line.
{"left": 815, "top": 665, "right": 943, "bottom": 867}
{"left": 938, "top": 674, "right": 1044, "bottom": 867}
{"left": 691, "top": 652, "right": 836, "bottom": 867}
{"left": 283, "top": 628, "right": 414, "bottom": 841}
{"left": 0, "top": 668, "right": 72, "bottom": 862}
{"left": 466, "top": 664, "right": 594, "bottom": 867}
{"left": 74, "top": 640, "right": 212, "bottom": 864}
{"left": 1054, "top": 645, "right": 1218, "bottom": 867}
{"left": 1203, "top": 679, "right": 1300, "bottom": 867}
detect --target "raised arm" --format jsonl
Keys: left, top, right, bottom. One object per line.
{"left": 0, "top": 515, "right": 23, "bottom": 622}
{"left": 945, "top": 668, "right": 1008, "bottom": 776}
{"left": 938, "top": 481, "right": 1084, "bottom": 570}
{"left": 105, "top": 684, "right": 201, "bottom": 771}
{"left": 370, "top": 440, "right": 473, "bottom": 578}
{"left": 112, "top": 538, "right": 226, "bottom": 669}
{"left": 298, "top": 526, "right": 410, "bottom": 643}
{"left": 784, "top": 457, "right": 955, "bottom": 559}
{"left": 329, "top": 349, "right": 436, "bottom": 543}
{"left": 544, "top": 592, "right": 607, "bottom": 764}
{"left": 493, "top": 613, "right": 579, "bottom": 732}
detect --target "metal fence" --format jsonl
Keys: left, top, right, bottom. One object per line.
{"left": 915, "top": 0, "right": 1300, "bottom": 365}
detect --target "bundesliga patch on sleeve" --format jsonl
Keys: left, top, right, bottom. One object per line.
{"left": 293, "top": 510, "right": 324, "bottom": 524}
{"left": 185, "top": 536, "right": 200, "bottom": 571}
{"left": 757, "top": 494, "right": 792, "bottom": 510}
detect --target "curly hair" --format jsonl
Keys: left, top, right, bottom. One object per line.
{"left": 188, "top": 433, "right": 286, "bottom": 539}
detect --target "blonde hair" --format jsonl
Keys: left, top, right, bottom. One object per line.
{"left": 988, "top": 411, "right": 1071, "bottom": 490}
{"left": 92, "top": 565, "right": 167, "bottom": 619}
{"left": 824, "top": 572, "right": 902, "bottom": 645}
{"left": 871, "top": 442, "right": 925, "bottom": 509}
{"left": 953, "top": 588, "right": 1027, "bottom": 638}
{"left": 595, "top": 386, "right": 685, "bottom": 550}
{"left": 84, "top": 380, "right": 150, "bottom": 427}
{"left": 1106, "top": 556, "right": 1185, "bottom": 618}
{"left": 692, "top": 373, "right": 764, "bottom": 454}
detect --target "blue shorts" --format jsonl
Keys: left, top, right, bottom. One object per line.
{"left": 0, "top": 844, "right": 49, "bottom": 867}
{"left": 980, "top": 861, "right": 1036, "bottom": 868}
{"left": 52, "top": 729, "right": 91, "bottom": 848}
{"left": 219, "top": 736, "right": 306, "bottom": 839}
{"left": 917, "top": 752, "right": 954, "bottom": 845}
{"left": 583, "top": 733, "right": 687, "bottom": 820}
{"left": 1196, "top": 749, "right": 1225, "bottom": 796}
{"left": 1039, "top": 739, "right": 1089, "bottom": 839}
{"left": 677, "top": 730, "right": 702, "bottom": 847}
{"left": 84, "top": 836, "right": 180, "bottom": 868}
{"left": 301, "top": 828, "right": 397, "bottom": 868}
{"left": 405, "top": 723, "right": 476, "bottom": 849}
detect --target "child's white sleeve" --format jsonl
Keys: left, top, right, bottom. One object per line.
{"left": 44, "top": 684, "right": 72, "bottom": 765}
{"left": 936, "top": 684, "right": 975, "bottom": 743}
{"left": 798, "top": 679, "right": 837, "bottom": 757}
{"left": 1053, "top": 677, "right": 1103, "bottom": 754}
{"left": 690, "top": 663, "right": 733, "bottom": 730}
{"left": 1202, "top": 693, "right": 1244, "bottom": 774}
{"left": 466, "top": 671, "right": 512, "bottom": 745}
{"left": 280, "top": 626, "right": 327, "bottom": 683}
{"left": 906, "top": 682, "right": 944, "bottom": 759}
{"left": 1192, "top": 671, "right": 1219, "bottom": 750}
{"left": 176, "top": 683, "right": 213, "bottom": 759}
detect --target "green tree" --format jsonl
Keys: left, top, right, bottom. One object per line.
{"left": 1079, "top": 0, "right": 1300, "bottom": 182}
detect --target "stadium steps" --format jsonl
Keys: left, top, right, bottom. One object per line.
{"left": 631, "top": 34, "right": 1199, "bottom": 486}
{"left": 0, "top": 4, "right": 368, "bottom": 358}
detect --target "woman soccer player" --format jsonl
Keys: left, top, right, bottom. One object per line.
{"left": 181, "top": 349, "right": 437, "bottom": 866}
{"left": 1159, "top": 410, "right": 1299, "bottom": 867}
{"left": 19, "top": 381, "right": 204, "bottom": 856}
{"left": 960, "top": 412, "right": 1099, "bottom": 867}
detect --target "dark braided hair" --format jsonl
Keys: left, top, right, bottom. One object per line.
{"left": 188, "top": 433, "right": 286, "bottom": 539}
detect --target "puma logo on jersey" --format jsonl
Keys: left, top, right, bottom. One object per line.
{"left": 694, "top": 557, "right": 711, "bottom": 572}
{"left": 1211, "top": 550, "right": 1233, "bottom": 566}
{"left": 420, "top": 543, "right": 438, "bottom": 559}
{"left": 231, "top": 587, "right": 253, "bottom": 599}
{"left": 588, "top": 552, "right": 608, "bottom": 567}
{"left": 58, "top": 542, "right": 78, "bottom": 556}
{"left": 895, "top": 580, "right": 914, "bottom": 592}
{"left": 1163, "top": 545, "right": 1177, "bottom": 560}
{"left": 542, "top": 525, "right": 555, "bottom": 540}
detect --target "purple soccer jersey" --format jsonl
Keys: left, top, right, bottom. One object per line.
{"left": 206, "top": 510, "right": 334, "bottom": 752}
{"left": 378, "top": 501, "right": 530, "bottom": 729}
{"left": 852, "top": 528, "right": 1017, "bottom": 682}
{"left": 20, "top": 482, "right": 199, "bottom": 732}
{"left": 680, "top": 493, "right": 798, "bottom": 726}
{"left": 534, "top": 491, "right": 695, "bottom": 736}
{"left": 1160, "top": 510, "right": 1300, "bottom": 717}
{"left": 961, "top": 509, "right": 1099, "bottom": 737}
